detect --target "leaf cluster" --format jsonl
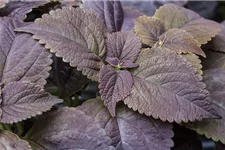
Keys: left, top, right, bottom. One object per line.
{"left": 0, "top": 1, "right": 225, "bottom": 149}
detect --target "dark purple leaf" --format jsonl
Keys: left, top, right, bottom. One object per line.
{"left": 82, "top": 0, "right": 124, "bottom": 32}
{"left": 78, "top": 98, "right": 174, "bottom": 150}
{"left": 0, "top": 1, "right": 47, "bottom": 20}
{"left": 154, "top": 4, "right": 221, "bottom": 45}
{"left": 155, "top": 29, "right": 205, "bottom": 57}
{"left": 26, "top": 107, "right": 114, "bottom": 150}
{"left": 207, "top": 22, "right": 225, "bottom": 52}
{"left": 0, "top": 81, "right": 62, "bottom": 124}
{"left": 186, "top": 69, "right": 225, "bottom": 144}
{"left": 0, "top": 130, "right": 31, "bottom": 150}
{"left": 0, "top": 17, "right": 52, "bottom": 87}
{"left": 106, "top": 31, "right": 141, "bottom": 68}
{"left": 99, "top": 65, "right": 133, "bottom": 116}
{"left": 134, "top": 16, "right": 165, "bottom": 47}
{"left": 16, "top": 7, "right": 106, "bottom": 81}
{"left": 46, "top": 56, "right": 89, "bottom": 98}
{"left": 121, "top": 6, "right": 143, "bottom": 31}
{"left": 123, "top": 48, "right": 219, "bottom": 123}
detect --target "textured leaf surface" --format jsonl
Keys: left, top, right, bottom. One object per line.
{"left": 99, "top": 65, "right": 133, "bottom": 116}
{"left": 0, "top": 130, "right": 31, "bottom": 150}
{"left": 155, "top": 29, "right": 205, "bottom": 57}
{"left": 134, "top": 16, "right": 164, "bottom": 47}
{"left": 0, "top": 17, "right": 51, "bottom": 86}
{"left": 182, "top": 53, "right": 202, "bottom": 75}
{"left": 0, "top": 0, "right": 8, "bottom": 8}
{"left": 0, "top": 1, "right": 47, "bottom": 20}
{"left": 82, "top": 0, "right": 124, "bottom": 32}
{"left": 27, "top": 107, "right": 114, "bottom": 150}
{"left": 122, "top": 6, "right": 143, "bottom": 31}
{"left": 202, "top": 50, "right": 225, "bottom": 70}
{"left": 2, "top": 33, "right": 52, "bottom": 87}
{"left": 77, "top": 98, "right": 174, "bottom": 150}
{"left": 1, "top": 81, "right": 62, "bottom": 123}
{"left": 208, "top": 21, "right": 225, "bottom": 52}
{"left": 154, "top": 4, "right": 221, "bottom": 44}
{"left": 106, "top": 31, "right": 141, "bottom": 68}
{"left": 46, "top": 56, "right": 89, "bottom": 98}
{"left": 186, "top": 69, "right": 225, "bottom": 144}
{"left": 16, "top": 7, "right": 106, "bottom": 81}
{"left": 123, "top": 48, "right": 218, "bottom": 123}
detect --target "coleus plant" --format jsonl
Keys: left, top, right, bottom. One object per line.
{"left": 0, "top": 0, "right": 225, "bottom": 149}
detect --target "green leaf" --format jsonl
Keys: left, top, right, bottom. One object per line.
{"left": 154, "top": 4, "right": 221, "bottom": 45}
{"left": 182, "top": 53, "right": 203, "bottom": 76}
{"left": 134, "top": 16, "right": 164, "bottom": 47}
{"left": 155, "top": 29, "right": 205, "bottom": 57}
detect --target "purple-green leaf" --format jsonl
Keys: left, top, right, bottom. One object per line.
{"left": 77, "top": 98, "right": 174, "bottom": 150}
{"left": 46, "top": 56, "right": 89, "bottom": 98}
{"left": 16, "top": 7, "right": 106, "bottom": 81}
{"left": 0, "top": 1, "right": 47, "bottom": 20}
{"left": 82, "top": 0, "right": 124, "bottom": 32}
{"left": 134, "top": 16, "right": 164, "bottom": 47}
{"left": 0, "top": 130, "right": 31, "bottom": 150}
{"left": 0, "top": 17, "right": 52, "bottom": 87}
{"left": 123, "top": 48, "right": 219, "bottom": 123}
{"left": 99, "top": 65, "right": 133, "bottom": 116}
{"left": 0, "top": 81, "right": 62, "bottom": 124}
{"left": 186, "top": 69, "right": 225, "bottom": 144}
{"left": 154, "top": 4, "right": 221, "bottom": 45}
{"left": 155, "top": 29, "right": 205, "bottom": 57}
{"left": 26, "top": 107, "right": 114, "bottom": 150}
{"left": 106, "top": 31, "right": 141, "bottom": 68}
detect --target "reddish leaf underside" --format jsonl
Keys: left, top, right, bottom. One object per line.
{"left": 123, "top": 48, "right": 219, "bottom": 123}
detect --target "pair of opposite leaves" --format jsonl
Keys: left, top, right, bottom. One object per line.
{"left": 16, "top": 3, "right": 221, "bottom": 123}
